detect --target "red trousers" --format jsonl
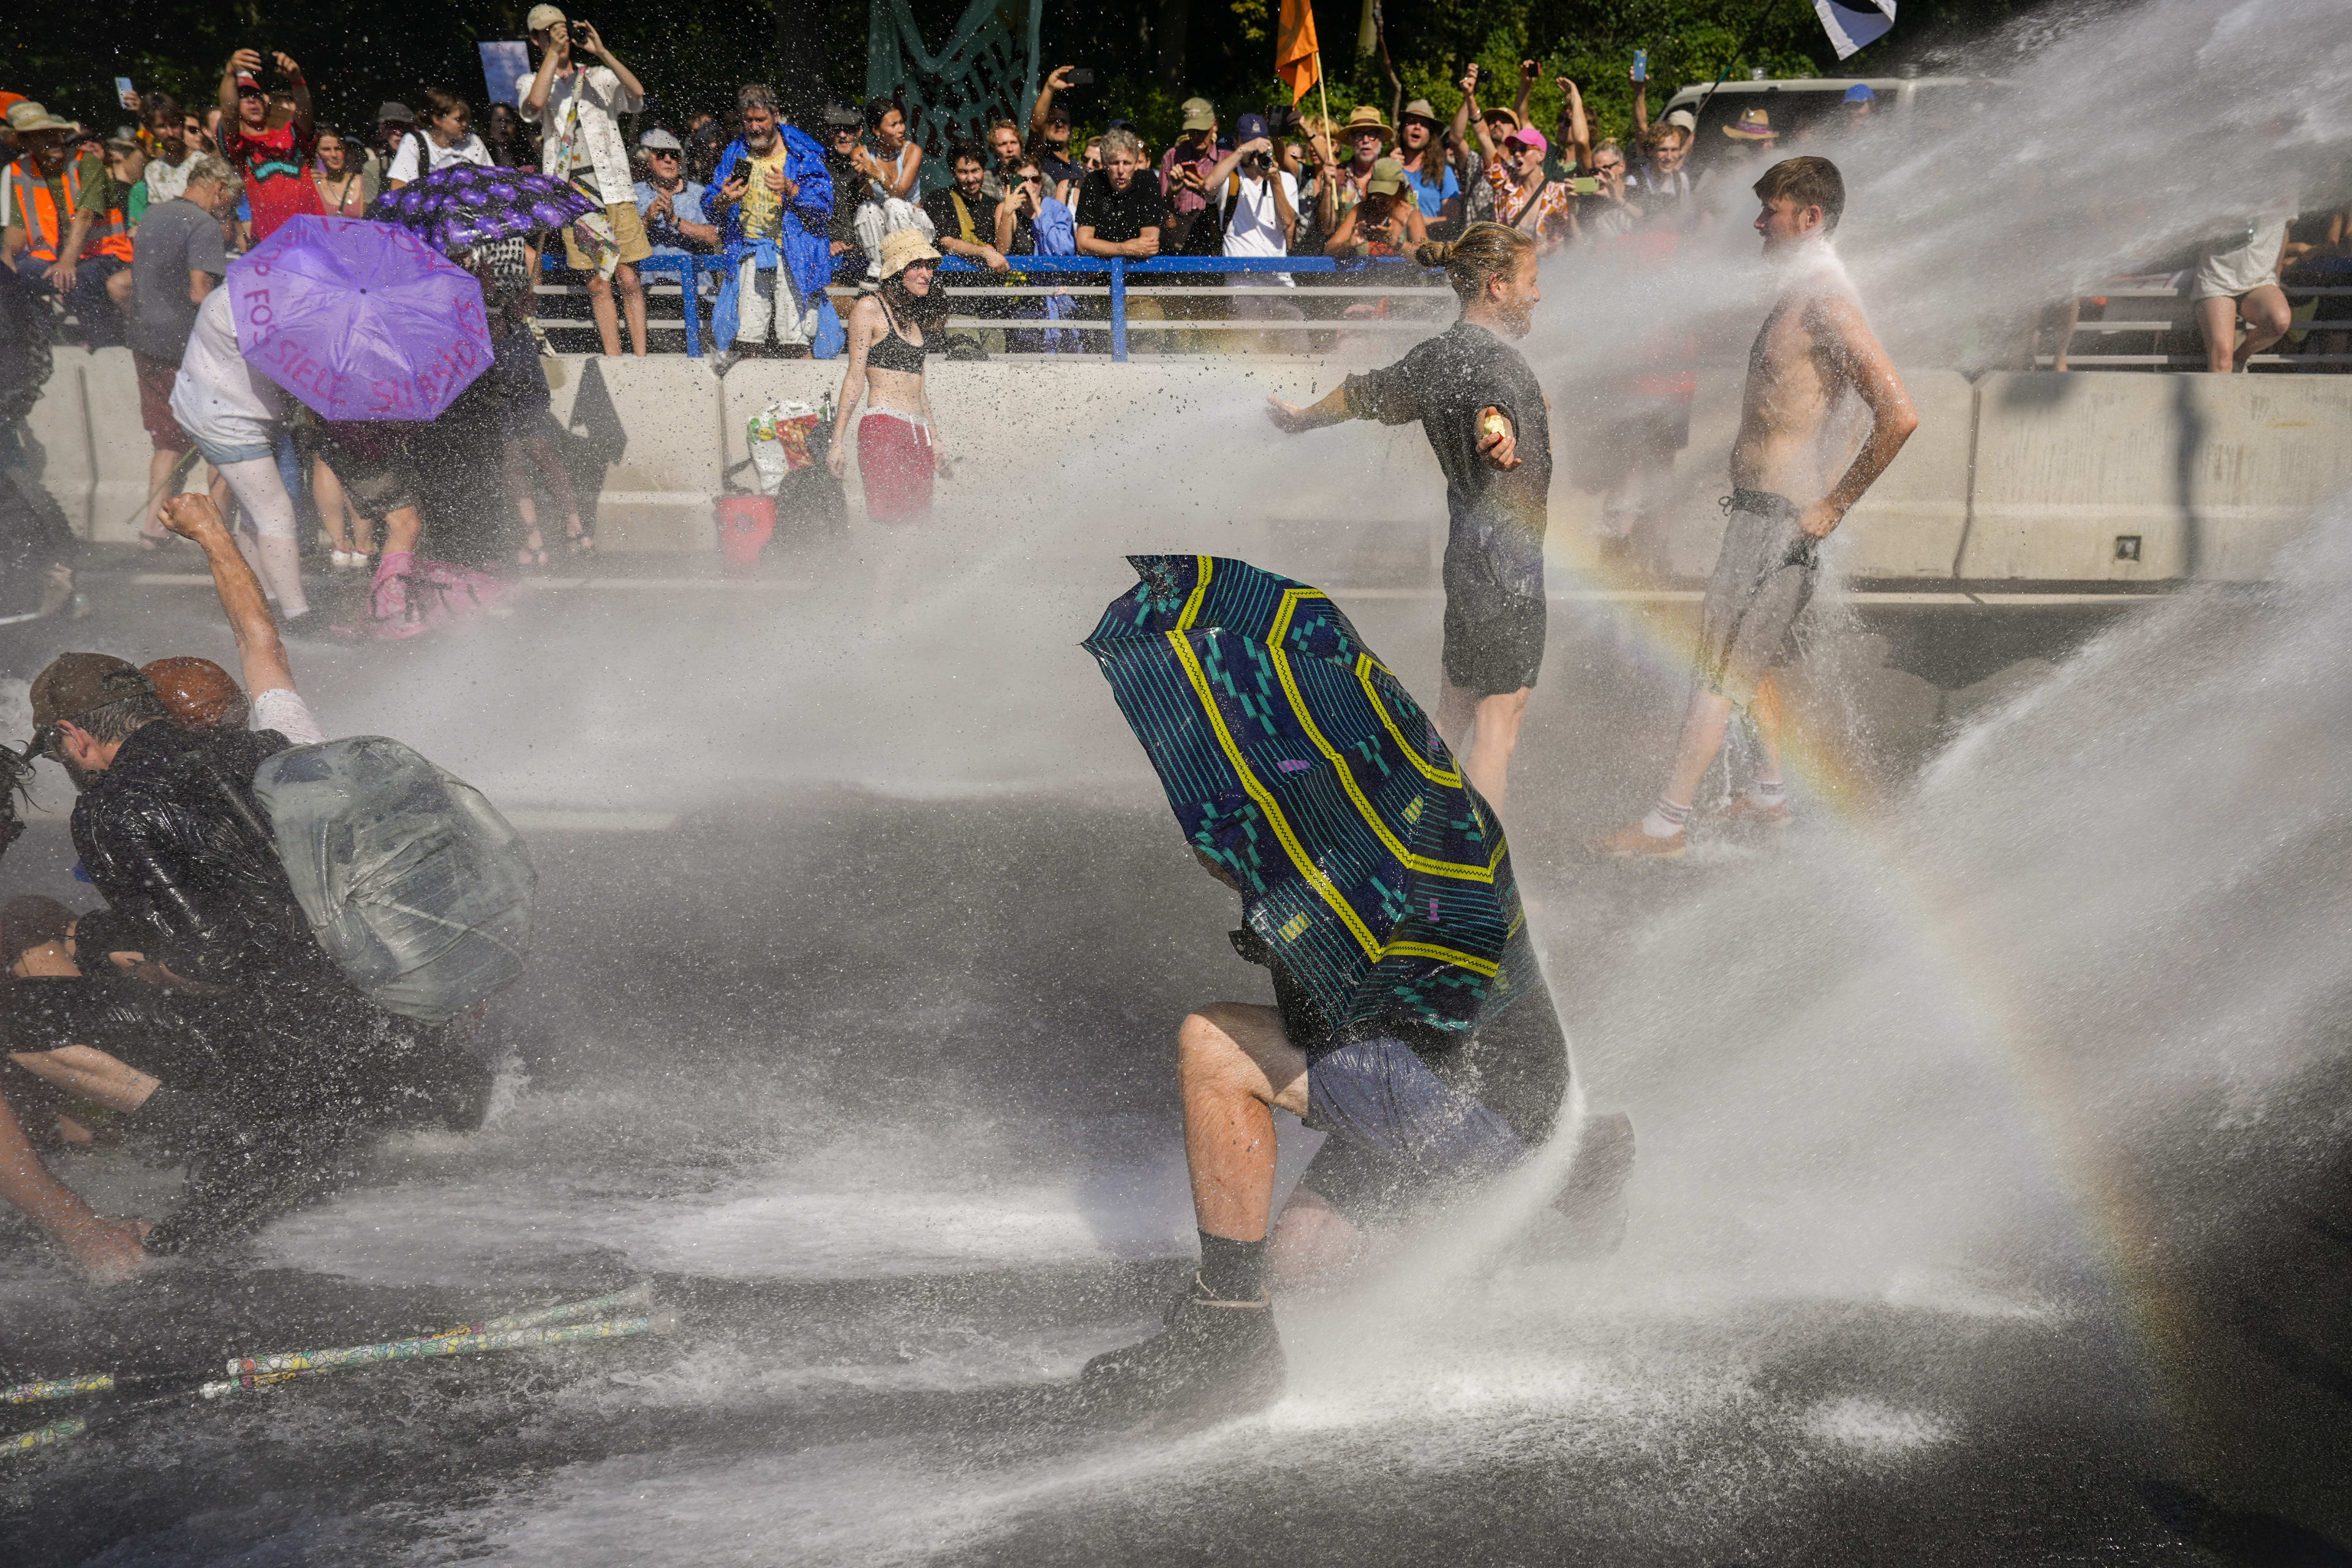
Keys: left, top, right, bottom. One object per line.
{"left": 858, "top": 412, "right": 934, "bottom": 525}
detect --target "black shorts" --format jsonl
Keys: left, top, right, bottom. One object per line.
{"left": 1442, "top": 587, "right": 1547, "bottom": 696}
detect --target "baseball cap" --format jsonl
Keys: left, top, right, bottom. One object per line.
{"left": 377, "top": 101, "right": 415, "bottom": 124}
{"left": 1505, "top": 126, "right": 1549, "bottom": 155}
{"left": 638, "top": 127, "right": 683, "bottom": 153}
{"left": 1844, "top": 83, "right": 1876, "bottom": 103}
{"left": 1665, "top": 107, "right": 1697, "bottom": 134}
{"left": 1235, "top": 112, "right": 1268, "bottom": 143}
{"left": 526, "top": 4, "right": 567, "bottom": 32}
{"left": 26, "top": 653, "right": 154, "bottom": 752}
{"left": 1365, "top": 156, "right": 1406, "bottom": 196}
{"left": 1180, "top": 96, "right": 1215, "bottom": 132}
{"left": 1044, "top": 99, "right": 1073, "bottom": 124}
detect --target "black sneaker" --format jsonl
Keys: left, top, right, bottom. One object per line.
{"left": 1076, "top": 1275, "right": 1285, "bottom": 1426}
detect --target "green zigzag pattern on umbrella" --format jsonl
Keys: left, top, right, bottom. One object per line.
{"left": 1084, "top": 554, "right": 1537, "bottom": 1039}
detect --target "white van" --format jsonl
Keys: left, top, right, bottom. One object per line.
{"left": 1660, "top": 73, "right": 2008, "bottom": 177}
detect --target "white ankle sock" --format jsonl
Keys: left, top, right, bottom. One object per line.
{"left": 1640, "top": 797, "right": 1690, "bottom": 839}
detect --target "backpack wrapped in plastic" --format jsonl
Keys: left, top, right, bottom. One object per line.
{"left": 252, "top": 736, "right": 535, "bottom": 1023}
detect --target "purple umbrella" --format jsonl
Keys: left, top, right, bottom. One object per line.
{"left": 227, "top": 216, "right": 493, "bottom": 423}
{"left": 367, "top": 164, "right": 597, "bottom": 254}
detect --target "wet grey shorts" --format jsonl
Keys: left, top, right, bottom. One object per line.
{"left": 1298, "top": 1035, "right": 1525, "bottom": 1224}
{"left": 1696, "top": 488, "right": 1818, "bottom": 705}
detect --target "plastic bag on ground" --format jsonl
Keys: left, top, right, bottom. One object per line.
{"left": 746, "top": 399, "right": 821, "bottom": 496}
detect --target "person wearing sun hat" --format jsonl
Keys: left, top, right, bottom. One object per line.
{"left": 1486, "top": 124, "right": 1574, "bottom": 251}
{"left": 1724, "top": 105, "right": 1779, "bottom": 141}
{"left": 829, "top": 227, "right": 952, "bottom": 526}
{"left": 1327, "top": 103, "right": 1394, "bottom": 220}
{"left": 1395, "top": 97, "right": 1461, "bottom": 231}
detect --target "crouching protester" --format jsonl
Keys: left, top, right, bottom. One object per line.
{"left": 1077, "top": 557, "right": 1634, "bottom": 1424}
{"left": 0, "top": 653, "right": 516, "bottom": 1275}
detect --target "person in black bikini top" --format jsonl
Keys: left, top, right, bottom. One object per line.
{"left": 828, "top": 227, "right": 952, "bottom": 525}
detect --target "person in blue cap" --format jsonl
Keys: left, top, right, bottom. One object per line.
{"left": 1844, "top": 83, "right": 1876, "bottom": 126}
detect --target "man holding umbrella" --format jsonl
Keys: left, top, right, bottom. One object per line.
{"left": 1078, "top": 556, "right": 1632, "bottom": 1423}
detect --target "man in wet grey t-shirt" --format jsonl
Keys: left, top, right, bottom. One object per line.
{"left": 126, "top": 154, "right": 237, "bottom": 535}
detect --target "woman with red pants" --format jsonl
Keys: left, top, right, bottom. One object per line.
{"left": 829, "top": 227, "right": 954, "bottom": 529}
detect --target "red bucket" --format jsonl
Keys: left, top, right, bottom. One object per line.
{"left": 715, "top": 495, "right": 775, "bottom": 573}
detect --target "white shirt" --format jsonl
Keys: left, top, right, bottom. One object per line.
{"left": 1221, "top": 168, "right": 1300, "bottom": 285}
{"left": 252, "top": 686, "right": 325, "bottom": 747}
{"left": 388, "top": 130, "right": 492, "bottom": 184}
{"left": 144, "top": 153, "right": 196, "bottom": 206}
{"left": 516, "top": 62, "right": 641, "bottom": 199}
{"left": 169, "top": 289, "right": 285, "bottom": 456}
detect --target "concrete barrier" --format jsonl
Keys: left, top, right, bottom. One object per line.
{"left": 16, "top": 353, "right": 2352, "bottom": 578}
{"left": 541, "top": 354, "right": 723, "bottom": 552}
{"left": 1962, "top": 371, "right": 2352, "bottom": 581}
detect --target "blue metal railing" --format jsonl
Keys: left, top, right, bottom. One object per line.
{"left": 542, "top": 252, "right": 1440, "bottom": 362}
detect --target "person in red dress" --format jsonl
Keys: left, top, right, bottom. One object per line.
{"left": 214, "top": 48, "right": 324, "bottom": 244}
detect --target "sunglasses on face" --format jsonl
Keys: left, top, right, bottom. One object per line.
{"left": 646, "top": 148, "right": 678, "bottom": 158}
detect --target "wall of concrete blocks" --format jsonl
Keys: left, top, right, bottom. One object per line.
{"left": 21, "top": 349, "right": 2352, "bottom": 581}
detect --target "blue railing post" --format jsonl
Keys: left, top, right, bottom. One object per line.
{"left": 680, "top": 258, "right": 704, "bottom": 358}
{"left": 1110, "top": 258, "right": 1128, "bottom": 362}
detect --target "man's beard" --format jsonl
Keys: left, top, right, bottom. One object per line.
{"left": 59, "top": 755, "right": 94, "bottom": 793}
{"left": 1494, "top": 293, "right": 1536, "bottom": 339}
{"left": 748, "top": 129, "right": 778, "bottom": 153}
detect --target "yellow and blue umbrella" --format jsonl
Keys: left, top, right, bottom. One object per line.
{"left": 1084, "top": 555, "right": 1537, "bottom": 1039}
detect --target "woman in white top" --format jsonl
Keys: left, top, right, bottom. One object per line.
{"left": 167, "top": 289, "right": 313, "bottom": 627}
{"left": 387, "top": 89, "right": 494, "bottom": 189}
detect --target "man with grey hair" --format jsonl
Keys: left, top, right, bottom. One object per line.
{"left": 709, "top": 84, "right": 833, "bottom": 365}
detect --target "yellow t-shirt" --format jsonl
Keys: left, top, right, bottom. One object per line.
{"left": 738, "top": 146, "right": 788, "bottom": 241}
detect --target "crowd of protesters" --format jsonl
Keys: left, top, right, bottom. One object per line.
{"left": 1, "top": 30, "right": 2347, "bottom": 608}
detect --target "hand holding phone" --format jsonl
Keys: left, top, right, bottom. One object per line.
{"left": 1065, "top": 67, "right": 1096, "bottom": 86}
{"left": 1632, "top": 50, "right": 1649, "bottom": 83}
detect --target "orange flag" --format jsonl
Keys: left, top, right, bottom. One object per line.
{"left": 1276, "top": 0, "right": 1322, "bottom": 104}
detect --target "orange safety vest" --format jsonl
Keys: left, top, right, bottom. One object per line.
{"left": 3, "top": 154, "right": 134, "bottom": 265}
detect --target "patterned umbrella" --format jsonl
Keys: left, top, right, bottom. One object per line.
{"left": 367, "top": 163, "right": 595, "bottom": 254}
{"left": 1084, "top": 555, "right": 1538, "bottom": 1041}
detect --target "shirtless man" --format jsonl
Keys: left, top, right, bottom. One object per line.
{"left": 1591, "top": 157, "right": 1917, "bottom": 858}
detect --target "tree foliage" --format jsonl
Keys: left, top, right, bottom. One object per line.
{"left": 2, "top": 0, "right": 2043, "bottom": 151}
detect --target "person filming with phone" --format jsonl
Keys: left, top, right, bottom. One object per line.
{"left": 517, "top": 4, "right": 651, "bottom": 357}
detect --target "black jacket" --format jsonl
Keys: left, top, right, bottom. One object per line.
{"left": 70, "top": 721, "right": 325, "bottom": 989}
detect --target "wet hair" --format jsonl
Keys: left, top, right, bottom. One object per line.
{"left": 1591, "top": 138, "right": 1624, "bottom": 164}
{"left": 143, "top": 92, "right": 184, "bottom": 130}
{"left": 1099, "top": 127, "right": 1143, "bottom": 163}
{"left": 0, "top": 752, "right": 28, "bottom": 865}
{"left": 0, "top": 894, "right": 76, "bottom": 961}
{"left": 948, "top": 143, "right": 986, "bottom": 170}
{"left": 1640, "top": 123, "right": 1688, "bottom": 152}
{"left": 421, "top": 88, "right": 471, "bottom": 126}
{"left": 864, "top": 96, "right": 901, "bottom": 132}
{"left": 184, "top": 153, "right": 238, "bottom": 191}
{"left": 1754, "top": 155, "right": 1844, "bottom": 233}
{"left": 737, "top": 83, "right": 778, "bottom": 118}
{"left": 69, "top": 692, "right": 169, "bottom": 745}
{"left": 1414, "top": 222, "right": 1537, "bottom": 306}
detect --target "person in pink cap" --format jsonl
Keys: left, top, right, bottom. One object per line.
{"left": 1474, "top": 121, "right": 1574, "bottom": 251}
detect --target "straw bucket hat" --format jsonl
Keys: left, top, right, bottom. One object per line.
{"left": 1724, "top": 105, "right": 1779, "bottom": 140}
{"left": 880, "top": 227, "right": 941, "bottom": 279}
{"left": 1340, "top": 105, "right": 1393, "bottom": 145}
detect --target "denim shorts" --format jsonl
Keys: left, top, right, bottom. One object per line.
{"left": 1298, "top": 1034, "right": 1526, "bottom": 1224}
